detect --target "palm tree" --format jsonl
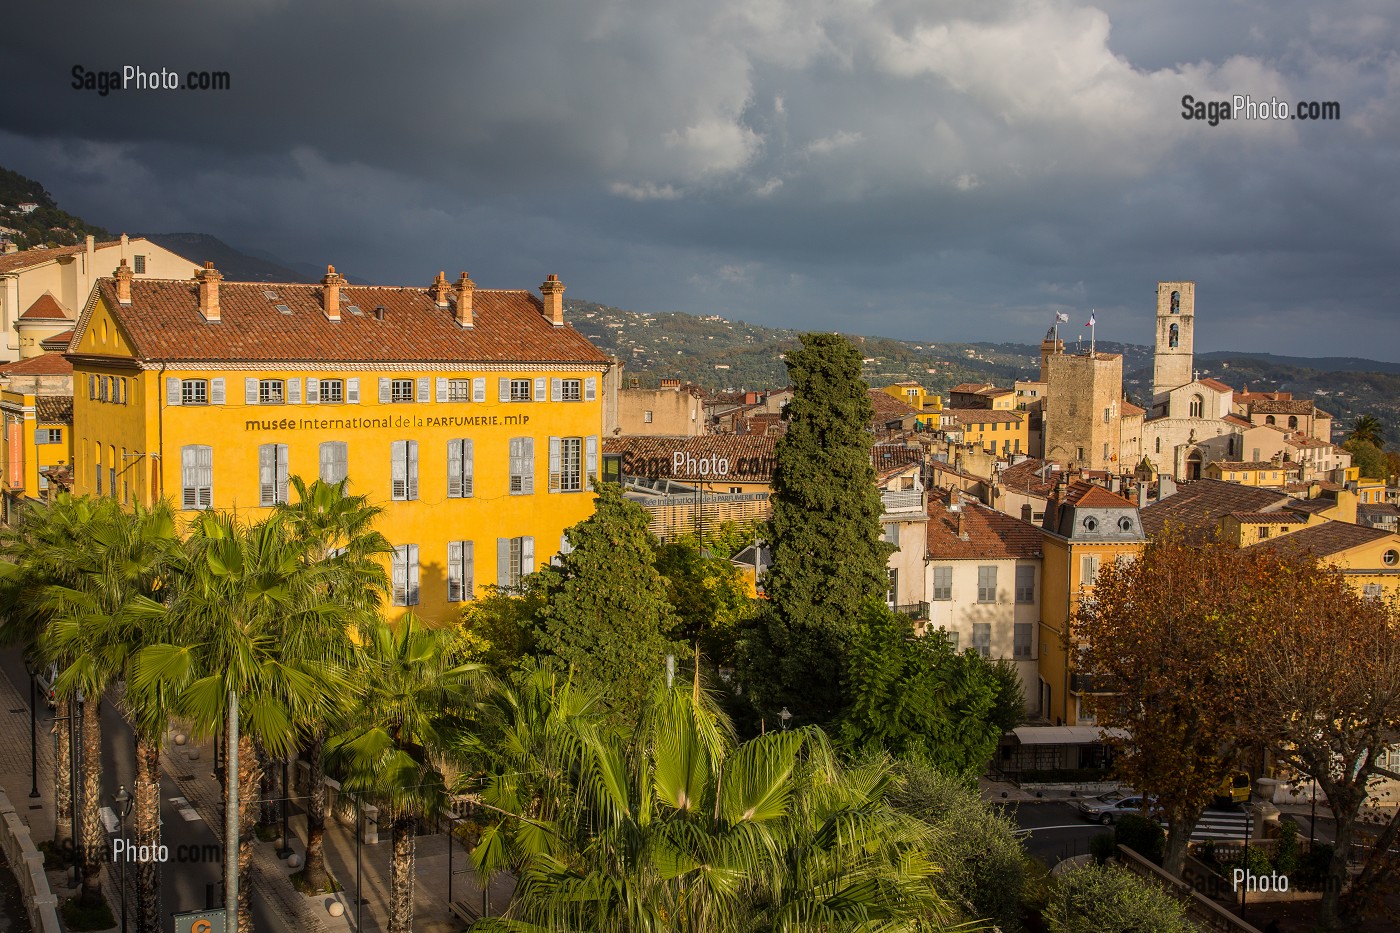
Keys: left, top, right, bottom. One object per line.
{"left": 145, "top": 509, "right": 355, "bottom": 931}
{"left": 326, "top": 615, "right": 482, "bottom": 933}
{"left": 468, "top": 676, "right": 962, "bottom": 932}
{"left": 1349, "top": 414, "right": 1384, "bottom": 447}
{"left": 277, "top": 477, "right": 392, "bottom": 892}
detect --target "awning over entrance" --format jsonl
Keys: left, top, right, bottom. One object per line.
{"left": 1010, "top": 726, "right": 1128, "bottom": 746}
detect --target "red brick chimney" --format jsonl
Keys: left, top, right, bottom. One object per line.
{"left": 431, "top": 271, "right": 449, "bottom": 308}
{"left": 540, "top": 274, "right": 565, "bottom": 327}
{"left": 113, "top": 259, "right": 134, "bottom": 305}
{"left": 321, "top": 265, "right": 343, "bottom": 321}
{"left": 454, "top": 272, "right": 475, "bottom": 328}
{"left": 197, "top": 262, "right": 222, "bottom": 322}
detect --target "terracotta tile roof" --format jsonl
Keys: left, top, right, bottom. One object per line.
{"left": 1221, "top": 413, "right": 1253, "bottom": 427}
{"left": 1210, "top": 460, "right": 1301, "bottom": 472}
{"left": 945, "top": 408, "right": 1024, "bottom": 425}
{"left": 872, "top": 444, "right": 923, "bottom": 472}
{"left": 999, "top": 458, "right": 1058, "bottom": 495}
{"left": 35, "top": 397, "right": 72, "bottom": 424}
{"left": 1236, "top": 391, "right": 1291, "bottom": 404}
{"left": 604, "top": 435, "right": 778, "bottom": 482}
{"left": 1283, "top": 497, "right": 1340, "bottom": 514}
{"left": 949, "top": 382, "right": 993, "bottom": 394}
{"left": 1198, "top": 377, "right": 1233, "bottom": 393}
{"left": 1120, "top": 400, "right": 1145, "bottom": 417}
{"left": 1250, "top": 521, "right": 1394, "bottom": 559}
{"left": 1250, "top": 399, "right": 1316, "bottom": 415}
{"left": 1228, "top": 511, "right": 1298, "bottom": 524}
{"left": 82, "top": 276, "right": 611, "bottom": 365}
{"left": 929, "top": 459, "right": 985, "bottom": 483}
{"left": 41, "top": 329, "right": 74, "bottom": 351}
{"left": 0, "top": 243, "right": 110, "bottom": 275}
{"left": 1058, "top": 480, "right": 1136, "bottom": 510}
{"left": 868, "top": 389, "right": 922, "bottom": 425}
{"left": 1359, "top": 503, "right": 1400, "bottom": 519}
{"left": 926, "top": 489, "right": 1043, "bottom": 560}
{"left": 18, "top": 292, "right": 70, "bottom": 321}
{"left": 1141, "top": 478, "right": 1290, "bottom": 541}
{"left": 0, "top": 352, "right": 73, "bottom": 376}
{"left": 1285, "top": 435, "right": 1329, "bottom": 449}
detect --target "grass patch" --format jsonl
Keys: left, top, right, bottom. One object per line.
{"left": 289, "top": 868, "right": 342, "bottom": 894}
{"left": 60, "top": 896, "right": 115, "bottom": 931}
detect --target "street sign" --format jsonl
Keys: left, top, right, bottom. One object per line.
{"left": 171, "top": 909, "right": 226, "bottom": 933}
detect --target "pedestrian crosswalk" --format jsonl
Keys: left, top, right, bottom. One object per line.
{"left": 169, "top": 795, "right": 203, "bottom": 822}
{"left": 1186, "top": 808, "right": 1251, "bottom": 841}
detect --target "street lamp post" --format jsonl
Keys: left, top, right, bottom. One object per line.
{"left": 1310, "top": 777, "right": 1318, "bottom": 845}
{"left": 275, "top": 761, "right": 293, "bottom": 859}
{"left": 27, "top": 667, "right": 40, "bottom": 798}
{"left": 114, "top": 785, "right": 132, "bottom": 933}
{"left": 779, "top": 707, "right": 792, "bottom": 731}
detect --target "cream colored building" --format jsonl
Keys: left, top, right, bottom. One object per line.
{"left": 616, "top": 378, "right": 706, "bottom": 435}
{"left": 879, "top": 461, "right": 929, "bottom": 624}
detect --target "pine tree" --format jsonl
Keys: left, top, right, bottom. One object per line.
{"left": 742, "top": 333, "right": 892, "bottom": 724}
{"left": 534, "top": 482, "right": 679, "bottom": 716}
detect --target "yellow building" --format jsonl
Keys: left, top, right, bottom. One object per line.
{"left": 0, "top": 352, "right": 77, "bottom": 518}
{"left": 1202, "top": 460, "right": 1300, "bottom": 488}
{"left": 67, "top": 262, "right": 610, "bottom": 622}
{"left": 879, "top": 381, "right": 942, "bottom": 426}
{"left": 1250, "top": 521, "right": 1400, "bottom": 599}
{"left": 946, "top": 409, "right": 1028, "bottom": 458}
{"left": 1037, "top": 481, "right": 1145, "bottom": 725}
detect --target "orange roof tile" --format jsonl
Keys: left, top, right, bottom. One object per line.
{"left": 40, "top": 329, "right": 74, "bottom": 351}
{"left": 0, "top": 352, "right": 73, "bottom": 376}
{"left": 1120, "top": 400, "right": 1145, "bottom": 417}
{"left": 926, "top": 489, "right": 1043, "bottom": 559}
{"left": 945, "top": 408, "right": 1024, "bottom": 425}
{"left": 1250, "top": 521, "right": 1394, "bottom": 559}
{"left": 1198, "top": 377, "right": 1233, "bottom": 393}
{"left": 18, "top": 292, "right": 70, "bottom": 321}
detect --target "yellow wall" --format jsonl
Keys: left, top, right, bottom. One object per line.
{"left": 958, "top": 413, "right": 1029, "bottom": 457}
{"left": 1330, "top": 534, "right": 1400, "bottom": 598}
{"left": 71, "top": 294, "right": 606, "bottom": 623}
{"left": 1203, "top": 463, "right": 1295, "bottom": 487}
{"left": 879, "top": 383, "right": 942, "bottom": 427}
{"left": 1, "top": 390, "right": 72, "bottom": 502}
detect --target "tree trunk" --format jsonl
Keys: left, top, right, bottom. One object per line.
{"left": 1318, "top": 779, "right": 1362, "bottom": 930}
{"left": 79, "top": 698, "right": 107, "bottom": 909}
{"left": 134, "top": 736, "right": 162, "bottom": 933}
{"left": 236, "top": 732, "right": 262, "bottom": 932}
{"left": 255, "top": 738, "right": 276, "bottom": 828}
{"left": 1164, "top": 811, "right": 1195, "bottom": 877}
{"left": 52, "top": 697, "right": 72, "bottom": 851}
{"left": 388, "top": 815, "right": 416, "bottom": 933}
{"left": 301, "top": 730, "right": 331, "bottom": 892}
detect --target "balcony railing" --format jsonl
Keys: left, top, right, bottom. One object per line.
{"left": 881, "top": 489, "right": 924, "bottom": 514}
{"left": 892, "top": 602, "right": 930, "bottom": 622}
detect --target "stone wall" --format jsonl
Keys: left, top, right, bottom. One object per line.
{"left": 0, "top": 787, "right": 62, "bottom": 933}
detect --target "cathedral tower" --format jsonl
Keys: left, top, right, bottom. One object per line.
{"left": 1152, "top": 281, "right": 1195, "bottom": 399}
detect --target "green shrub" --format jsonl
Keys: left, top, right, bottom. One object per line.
{"left": 1115, "top": 813, "right": 1166, "bottom": 864}
{"left": 1089, "top": 831, "right": 1116, "bottom": 864}
{"left": 1273, "top": 819, "right": 1300, "bottom": 876}
{"left": 1043, "top": 861, "right": 1196, "bottom": 933}
{"left": 1295, "top": 842, "right": 1334, "bottom": 891}
{"left": 1239, "top": 843, "right": 1272, "bottom": 878}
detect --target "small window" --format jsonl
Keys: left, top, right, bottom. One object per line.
{"left": 887, "top": 569, "right": 898, "bottom": 608}
{"left": 36, "top": 428, "right": 63, "bottom": 445}
{"left": 319, "top": 379, "right": 344, "bottom": 404}
{"left": 447, "top": 379, "right": 471, "bottom": 402}
{"left": 258, "top": 379, "right": 285, "bottom": 405}
{"left": 1384, "top": 550, "right": 1399, "bottom": 567}
{"left": 644, "top": 410, "right": 654, "bottom": 423}
{"left": 182, "top": 379, "right": 208, "bottom": 405}
{"left": 932, "top": 566, "right": 952, "bottom": 601}
{"left": 1013, "top": 622, "right": 1033, "bottom": 659}
{"left": 447, "top": 541, "right": 474, "bottom": 602}
{"left": 1154, "top": 437, "right": 1161, "bottom": 454}
{"left": 560, "top": 379, "right": 582, "bottom": 401}
{"left": 319, "top": 441, "right": 348, "bottom": 485}
{"left": 942, "top": 629, "right": 960, "bottom": 651}
{"left": 133, "top": 255, "right": 146, "bottom": 274}
{"left": 1015, "top": 565, "right": 1035, "bottom": 603}
{"left": 1081, "top": 554, "right": 1101, "bottom": 583}
{"left": 972, "top": 623, "right": 991, "bottom": 658}
{"left": 509, "top": 437, "right": 535, "bottom": 494}
{"left": 448, "top": 439, "right": 474, "bottom": 498}
{"left": 1117, "top": 516, "right": 1133, "bottom": 532}
{"left": 391, "top": 440, "right": 419, "bottom": 501}
{"left": 549, "top": 437, "right": 583, "bottom": 492}
{"left": 390, "top": 379, "right": 414, "bottom": 403}
{"left": 498, "top": 536, "right": 535, "bottom": 591}
{"left": 1363, "top": 584, "right": 1383, "bottom": 601}
{"left": 258, "top": 444, "right": 290, "bottom": 506}
{"left": 392, "top": 545, "right": 420, "bottom": 606}
{"left": 1258, "top": 527, "right": 1270, "bottom": 539}
{"left": 509, "top": 379, "right": 532, "bottom": 402}
{"left": 1083, "top": 516, "right": 1098, "bottom": 532}
{"left": 977, "top": 565, "right": 997, "bottom": 603}
{"left": 181, "top": 445, "right": 213, "bottom": 509}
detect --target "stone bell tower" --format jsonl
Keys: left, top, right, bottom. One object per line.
{"left": 1152, "top": 281, "right": 1195, "bottom": 400}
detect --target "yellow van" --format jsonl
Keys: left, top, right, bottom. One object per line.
{"left": 1213, "top": 771, "right": 1251, "bottom": 806}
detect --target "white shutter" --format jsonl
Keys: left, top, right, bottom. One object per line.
{"left": 245, "top": 377, "right": 258, "bottom": 405}
{"left": 181, "top": 447, "right": 197, "bottom": 509}
{"left": 211, "top": 378, "right": 225, "bottom": 404}
{"left": 197, "top": 446, "right": 213, "bottom": 507}
{"left": 463, "top": 541, "right": 473, "bottom": 600}
{"left": 521, "top": 537, "right": 534, "bottom": 575}
{"left": 448, "top": 439, "right": 464, "bottom": 498}
{"left": 407, "top": 544, "right": 420, "bottom": 605}
{"left": 498, "top": 377, "right": 509, "bottom": 402}
{"left": 379, "top": 377, "right": 391, "bottom": 404}
{"left": 276, "top": 444, "right": 289, "bottom": 503}
{"left": 448, "top": 541, "right": 463, "bottom": 602}
{"left": 287, "top": 378, "right": 302, "bottom": 404}
{"left": 463, "top": 438, "right": 473, "bottom": 496}
{"left": 166, "top": 377, "right": 182, "bottom": 406}
{"left": 417, "top": 376, "right": 430, "bottom": 403}
{"left": 533, "top": 377, "right": 546, "bottom": 401}
{"left": 407, "top": 440, "right": 419, "bottom": 499}
{"left": 391, "top": 440, "right": 407, "bottom": 499}
{"left": 473, "top": 378, "right": 486, "bottom": 403}
{"left": 392, "top": 546, "right": 408, "bottom": 604}
{"left": 347, "top": 377, "right": 360, "bottom": 403}
{"left": 551, "top": 378, "right": 562, "bottom": 402}
{"left": 584, "top": 377, "right": 597, "bottom": 401}
{"left": 497, "top": 539, "right": 511, "bottom": 589}
{"left": 521, "top": 437, "right": 534, "bottom": 494}
{"left": 436, "top": 378, "right": 448, "bottom": 403}
{"left": 586, "top": 435, "right": 598, "bottom": 478}
{"left": 306, "top": 377, "right": 320, "bottom": 404}
{"left": 259, "top": 444, "right": 275, "bottom": 506}
{"left": 89, "top": 375, "right": 96, "bottom": 400}
{"left": 548, "top": 437, "right": 561, "bottom": 493}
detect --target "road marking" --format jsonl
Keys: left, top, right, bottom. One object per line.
{"left": 168, "top": 795, "right": 203, "bottom": 823}
{"left": 1016, "top": 824, "right": 1100, "bottom": 834}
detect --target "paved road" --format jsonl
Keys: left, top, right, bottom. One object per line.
{"left": 1003, "top": 801, "right": 1109, "bottom": 867}
{"left": 0, "top": 649, "right": 284, "bottom": 931}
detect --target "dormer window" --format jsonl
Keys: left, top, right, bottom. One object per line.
{"left": 1117, "top": 516, "right": 1134, "bottom": 532}
{"left": 1082, "top": 516, "right": 1099, "bottom": 532}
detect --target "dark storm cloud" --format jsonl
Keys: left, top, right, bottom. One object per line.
{"left": 1, "top": 0, "right": 1397, "bottom": 359}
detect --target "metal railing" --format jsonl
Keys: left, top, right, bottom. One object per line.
{"left": 880, "top": 489, "right": 924, "bottom": 513}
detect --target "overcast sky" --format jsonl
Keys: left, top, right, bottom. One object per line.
{"left": 3, "top": 0, "right": 1397, "bottom": 359}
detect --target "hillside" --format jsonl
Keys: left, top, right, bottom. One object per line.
{"left": 0, "top": 167, "right": 109, "bottom": 248}
{"left": 567, "top": 299, "right": 1400, "bottom": 448}
{"left": 139, "top": 233, "right": 316, "bottom": 284}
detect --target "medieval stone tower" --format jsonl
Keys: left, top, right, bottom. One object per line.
{"left": 1152, "top": 281, "right": 1195, "bottom": 399}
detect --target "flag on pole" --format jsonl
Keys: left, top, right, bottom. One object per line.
{"left": 1055, "top": 311, "right": 1069, "bottom": 323}
{"left": 1085, "top": 311, "right": 1096, "bottom": 327}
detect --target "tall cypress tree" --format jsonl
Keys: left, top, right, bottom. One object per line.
{"left": 742, "top": 332, "right": 892, "bottom": 724}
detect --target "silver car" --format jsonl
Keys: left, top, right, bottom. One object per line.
{"left": 1078, "top": 791, "right": 1153, "bottom": 825}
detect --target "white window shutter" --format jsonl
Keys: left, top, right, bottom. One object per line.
{"left": 277, "top": 444, "right": 289, "bottom": 502}
{"left": 379, "top": 377, "right": 391, "bottom": 404}
{"left": 473, "top": 378, "right": 486, "bottom": 403}
{"left": 522, "top": 437, "right": 534, "bottom": 494}
{"left": 306, "top": 377, "right": 319, "bottom": 404}
{"left": 347, "top": 377, "right": 360, "bottom": 403}
{"left": 407, "top": 440, "right": 419, "bottom": 499}
{"left": 408, "top": 544, "right": 420, "bottom": 605}
{"left": 548, "top": 437, "right": 561, "bottom": 493}
{"left": 166, "top": 377, "right": 182, "bottom": 406}
{"left": 182, "top": 447, "right": 197, "bottom": 509}
{"left": 463, "top": 541, "right": 474, "bottom": 599}
{"left": 246, "top": 377, "right": 258, "bottom": 405}
{"left": 448, "top": 439, "right": 463, "bottom": 498}
{"left": 522, "top": 537, "right": 534, "bottom": 575}
{"left": 392, "top": 546, "right": 407, "bottom": 604}
{"left": 198, "top": 446, "right": 213, "bottom": 507}
{"left": 391, "top": 440, "right": 407, "bottom": 499}
{"left": 586, "top": 435, "right": 598, "bottom": 477}
{"left": 287, "top": 378, "right": 302, "bottom": 404}
{"left": 436, "top": 378, "right": 448, "bottom": 403}
{"left": 551, "top": 378, "right": 562, "bottom": 402}
{"left": 417, "top": 376, "right": 430, "bottom": 403}
{"left": 448, "top": 541, "right": 463, "bottom": 602}
{"left": 497, "top": 538, "right": 511, "bottom": 589}
{"left": 533, "top": 377, "right": 546, "bottom": 401}
{"left": 211, "top": 378, "right": 225, "bottom": 404}
{"left": 584, "top": 377, "right": 597, "bottom": 401}
{"left": 498, "top": 377, "right": 509, "bottom": 402}
{"left": 259, "top": 444, "right": 275, "bottom": 505}
{"left": 463, "top": 438, "right": 473, "bottom": 496}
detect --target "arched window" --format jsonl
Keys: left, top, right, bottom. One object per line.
{"left": 1169, "top": 323, "right": 1179, "bottom": 348}
{"left": 1265, "top": 415, "right": 1276, "bottom": 425}
{"left": 1190, "top": 394, "right": 1204, "bottom": 418}
{"left": 1170, "top": 290, "right": 1180, "bottom": 313}
{"left": 1288, "top": 415, "right": 1298, "bottom": 429}
{"left": 1154, "top": 436, "right": 1161, "bottom": 454}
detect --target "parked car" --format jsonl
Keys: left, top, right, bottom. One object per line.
{"left": 35, "top": 663, "right": 58, "bottom": 709}
{"left": 1078, "top": 790, "right": 1155, "bottom": 825}
{"left": 1212, "top": 770, "right": 1251, "bottom": 806}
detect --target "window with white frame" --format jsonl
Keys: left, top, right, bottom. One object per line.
{"left": 498, "top": 536, "right": 534, "bottom": 590}
{"left": 258, "top": 379, "right": 285, "bottom": 405}
{"left": 548, "top": 437, "right": 583, "bottom": 492}
{"left": 972, "top": 623, "right": 991, "bottom": 658}
{"left": 1081, "top": 554, "right": 1101, "bottom": 584}
{"left": 509, "top": 437, "right": 535, "bottom": 494}
{"left": 552, "top": 378, "right": 582, "bottom": 401}
{"left": 258, "top": 444, "right": 289, "bottom": 506}
{"left": 447, "top": 379, "right": 471, "bottom": 402}
{"left": 181, "top": 445, "right": 213, "bottom": 509}
{"left": 391, "top": 440, "right": 419, "bottom": 500}
{"left": 181, "top": 379, "right": 208, "bottom": 405}
{"left": 36, "top": 428, "right": 62, "bottom": 445}
{"left": 448, "top": 439, "right": 474, "bottom": 498}
{"left": 392, "top": 545, "right": 420, "bottom": 606}
{"left": 447, "top": 541, "right": 474, "bottom": 602}
{"left": 390, "top": 379, "right": 414, "bottom": 403}
{"left": 507, "top": 378, "right": 531, "bottom": 402}
{"left": 887, "top": 569, "right": 898, "bottom": 607}
{"left": 941, "top": 628, "right": 959, "bottom": 651}
{"left": 320, "top": 441, "right": 348, "bottom": 485}
{"left": 931, "top": 566, "right": 952, "bottom": 601}
{"left": 977, "top": 565, "right": 997, "bottom": 603}
{"left": 1013, "top": 622, "right": 1033, "bottom": 659}
{"left": 1015, "top": 565, "right": 1035, "bottom": 603}
{"left": 883, "top": 522, "right": 900, "bottom": 547}
{"left": 133, "top": 255, "right": 146, "bottom": 274}
{"left": 315, "top": 379, "right": 344, "bottom": 404}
